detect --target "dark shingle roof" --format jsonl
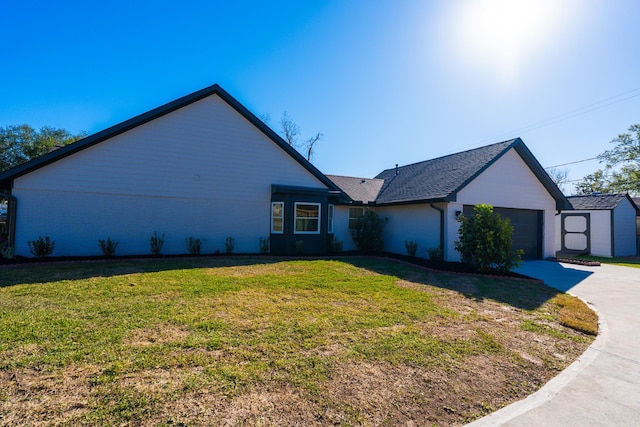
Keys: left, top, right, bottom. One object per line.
{"left": 326, "top": 175, "right": 384, "bottom": 204}
{"left": 374, "top": 140, "right": 516, "bottom": 204}
{"left": 567, "top": 194, "right": 637, "bottom": 210}
{"left": 328, "top": 138, "right": 569, "bottom": 210}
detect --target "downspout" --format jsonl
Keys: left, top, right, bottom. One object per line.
{"left": 430, "top": 203, "right": 445, "bottom": 260}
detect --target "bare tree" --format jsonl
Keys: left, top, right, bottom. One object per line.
{"left": 546, "top": 167, "right": 569, "bottom": 194}
{"left": 278, "top": 112, "right": 322, "bottom": 161}
{"left": 304, "top": 132, "right": 323, "bottom": 162}
{"left": 279, "top": 112, "right": 301, "bottom": 147}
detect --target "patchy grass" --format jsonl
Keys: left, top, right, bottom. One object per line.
{"left": 553, "top": 294, "right": 599, "bottom": 335}
{"left": 0, "top": 257, "right": 596, "bottom": 426}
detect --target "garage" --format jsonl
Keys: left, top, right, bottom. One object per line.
{"left": 464, "top": 206, "right": 543, "bottom": 260}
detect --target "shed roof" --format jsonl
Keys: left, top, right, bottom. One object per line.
{"left": 567, "top": 193, "right": 640, "bottom": 212}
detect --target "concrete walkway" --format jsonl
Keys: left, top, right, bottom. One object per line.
{"left": 467, "top": 261, "right": 640, "bottom": 426}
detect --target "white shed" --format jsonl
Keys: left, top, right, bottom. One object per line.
{"left": 558, "top": 194, "right": 640, "bottom": 257}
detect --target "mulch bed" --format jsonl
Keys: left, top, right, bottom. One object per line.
{"left": 548, "top": 257, "right": 601, "bottom": 266}
{"left": 0, "top": 251, "right": 539, "bottom": 281}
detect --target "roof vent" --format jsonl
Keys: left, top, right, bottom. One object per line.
{"left": 395, "top": 164, "right": 399, "bottom": 176}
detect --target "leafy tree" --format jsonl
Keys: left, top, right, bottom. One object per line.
{"left": 574, "top": 169, "right": 610, "bottom": 195}
{"left": 351, "top": 209, "right": 387, "bottom": 252}
{"left": 0, "top": 124, "right": 85, "bottom": 172}
{"left": 454, "top": 204, "right": 523, "bottom": 273}
{"left": 575, "top": 124, "right": 640, "bottom": 196}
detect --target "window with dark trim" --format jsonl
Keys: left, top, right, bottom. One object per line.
{"left": 295, "top": 202, "right": 321, "bottom": 234}
{"left": 271, "top": 202, "right": 284, "bottom": 234}
{"left": 348, "top": 207, "right": 364, "bottom": 230}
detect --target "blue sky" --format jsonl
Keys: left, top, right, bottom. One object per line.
{"left": 2, "top": 0, "right": 639, "bottom": 194}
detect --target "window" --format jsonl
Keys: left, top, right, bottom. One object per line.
{"left": 348, "top": 207, "right": 364, "bottom": 230}
{"left": 295, "top": 202, "right": 321, "bottom": 234}
{"left": 271, "top": 202, "right": 284, "bottom": 233}
{"left": 328, "top": 204, "right": 334, "bottom": 233}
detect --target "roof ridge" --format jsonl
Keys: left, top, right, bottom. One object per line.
{"left": 377, "top": 139, "right": 518, "bottom": 174}
{"left": 326, "top": 173, "right": 383, "bottom": 181}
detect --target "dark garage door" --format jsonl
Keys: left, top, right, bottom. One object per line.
{"left": 463, "top": 206, "right": 543, "bottom": 260}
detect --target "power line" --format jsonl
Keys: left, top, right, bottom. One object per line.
{"left": 476, "top": 87, "right": 640, "bottom": 145}
{"left": 544, "top": 157, "right": 599, "bottom": 169}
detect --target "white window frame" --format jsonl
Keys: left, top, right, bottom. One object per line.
{"left": 271, "top": 202, "right": 284, "bottom": 234}
{"left": 294, "top": 202, "right": 321, "bottom": 234}
{"left": 328, "top": 204, "right": 334, "bottom": 233}
{"left": 348, "top": 207, "right": 364, "bottom": 230}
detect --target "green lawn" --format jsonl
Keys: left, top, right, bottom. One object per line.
{"left": 0, "top": 257, "right": 596, "bottom": 426}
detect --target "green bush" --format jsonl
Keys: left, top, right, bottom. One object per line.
{"left": 98, "top": 237, "right": 119, "bottom": 257}
{"left": 150, "top": 232, "right": 165, "bottom": 255}
{"left": 295, "top": 240, "right": 305, "bottom": 255}
{"left": 225, "top": 237, "right": 235, "bottom": 254}
{"left": 351, "top": 209, "right": 387, "bottom": 252}
{"left": 454, "top": 204, "right": 523, "bottom": 272}
{"left": 186, "top": 237, "right": 202, "bottom": 255}
{"left": 427, "top": 247, "right": 443, "bottom": 261}
{"left": 259, "top": 237, "right": 270, "bottom": 254}
{"left": 1, "top": 245, "right": 15, "bottom": 259}
{"left": 404, "top": 240, "right": 418, "bottom": 257}
{"left": 28, "top": 236, "right": 55, "bottom": 257}
{"left": 329, "top": 236, "right": 343, "bottom": 253}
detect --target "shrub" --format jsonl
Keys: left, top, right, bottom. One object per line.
{"left": 404, "top": 240, "right": 418, "bottom": 257}
{"left": 329, "top": 236, "right": 343, "bottom": 253}
{"left": 98, "top": 237, "right": 119, "bottom": 257}
{"left": 225, "top": 237, "right": 235, "bottom": 254}
{"left": 1, "top": 245, "right": 15, "bottom": 259}
{"left": 427, "top": 246, "right": 443, "bottom": 261}
{"left": 186, "top": 237, "right": 202, "bottom": 255}
{"left": 295, "top": 240, "right": 305, "bottom": 255}
{"left": 28, "top": 236, "right": 55, "bottom": 257}
{"left": 150, "top": 231, "right": 165, "bottom": 255}
{"left": 259, "top": 237, "right": 270, "bottom": 254}
{"left": 351, "top": 209, "right": 387, "bottom": 252}
{"left": 454, "top": 204, "right": 523, "bottom": 272}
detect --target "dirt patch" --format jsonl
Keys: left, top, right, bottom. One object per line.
{"left": 124, "top": 324, "right": 190, "bottom": 347}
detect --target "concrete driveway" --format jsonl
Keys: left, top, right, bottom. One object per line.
{"left": 467, "top": 261, "right": 640, "bottom": 426}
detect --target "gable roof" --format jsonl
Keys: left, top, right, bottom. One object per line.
{"left": 369, "top": 138, "right": 570, "bottom": 210}
{"left": 326, "top": 175, "right": 384, "bottom": 204}
{"left": 0, "top": 84, "right": 341, "bottom": 193}
{"left": 567, "top": 193, "right": 640, "bottom": 213}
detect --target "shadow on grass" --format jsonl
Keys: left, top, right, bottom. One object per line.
{"left": 0, "top": 255, "right": 284, "bottom": 288}
{"left": 0, "top": 255, "right": 593, "bottom": 311}
{"left": 338, "top": 257, "right": 593, "bottom": 311}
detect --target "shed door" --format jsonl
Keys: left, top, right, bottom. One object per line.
{"left": 463, "top": 206, "right": 543, "bottom": 260}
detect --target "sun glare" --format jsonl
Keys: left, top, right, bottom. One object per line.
{"left": 448, "top": 0, "right": 568, "bottom": 83}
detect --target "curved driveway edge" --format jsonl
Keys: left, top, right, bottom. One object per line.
{"left": 467, "top": 261, "right": 640, "bottom": 426}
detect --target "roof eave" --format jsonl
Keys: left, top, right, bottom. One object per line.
{"left": 0, "top": 84, "right": 343, "bottom": 195}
